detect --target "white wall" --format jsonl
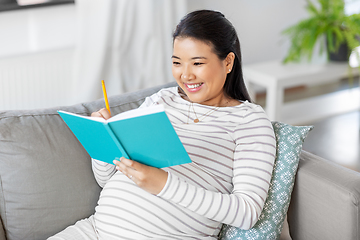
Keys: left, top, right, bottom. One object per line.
{"left": 187, "top": 0, "right": 308, "bottom": 64}
{"left": 345, "top": 0, "right": 360, "bottom": 15}
{"left": 0, "top": 4, "right": 76, "bottom": 57}
{"left": 0, "top": 1, "right": 309, "bottom": 66}
{"left": 0, "top": 0, "right": 310, "bottom": 110}
{"left": 0, "top": 4, "right": 77, "bottom": 110}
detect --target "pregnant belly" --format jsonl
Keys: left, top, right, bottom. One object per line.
{"left": 93, "top": 172, "right": 220, "bottom": 240}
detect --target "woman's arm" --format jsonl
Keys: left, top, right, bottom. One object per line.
{"left": 114, "top": 89, "right": 277, "bottom": 229}
{"left": 91, "top": 159, "right": 117, "bottom": 188}
{"left": 157, "top": 109, "right": 276, "bottom": 230}
{"left": 89, "top": 108, "right": 117, "bottom": 187}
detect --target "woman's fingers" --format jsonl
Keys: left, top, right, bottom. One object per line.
{"left": 91, "top": 108, "right": 111, "bottom": 120}
{"left": 113, "top": 157, "right": 168, "bottom": 195}
{"left": 113, "top": 158, "right": 136, "bottom": 179}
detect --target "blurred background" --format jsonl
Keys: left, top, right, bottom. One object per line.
{"left": 0, "top": 0, "right": 325, "bottom": 110}
{"left": 0, "top": 0, "right": 360, "bottom": 170}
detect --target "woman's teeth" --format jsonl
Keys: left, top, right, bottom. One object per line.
{"left": 187, "top": 83, "right": 203, "bottom": 88}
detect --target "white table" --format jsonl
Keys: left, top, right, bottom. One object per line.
{"left": 242, "top": 61, "right": 354, "bottom": 121}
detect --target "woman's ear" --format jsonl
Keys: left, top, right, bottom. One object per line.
{"left": 225, "top": 52, "right": 235, "bottom": 72}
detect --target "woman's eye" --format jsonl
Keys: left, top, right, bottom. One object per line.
{"left": 194, "top": 62, "right": 204, "bottom": 66}
{"left": 172, "top": 61, "right": 180, "bottom": 65}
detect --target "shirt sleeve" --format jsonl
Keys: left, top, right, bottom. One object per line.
{"left": 139, "top": 92, "right": 161, "bottom": 108}
{"left": 157, "top": 107, "right": 276, "bottom": 230}
{"left": 91, "top": 159, "right": 117, "bottom": 188}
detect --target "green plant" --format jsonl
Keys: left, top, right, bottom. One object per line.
{"left": 282, "top": 0, "right": 360, "bottom": 63}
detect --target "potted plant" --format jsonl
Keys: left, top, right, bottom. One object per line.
{"left": 282, "top": 0, "right": 360, "bottom": 63}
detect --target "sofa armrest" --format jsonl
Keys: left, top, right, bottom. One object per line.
{"left": 288, "top": 150, "right": 360, "bottom": 240}
{"left": 0, "top": 216, "right": 5, "bottom": 240}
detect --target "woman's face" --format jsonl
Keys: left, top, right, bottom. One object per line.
{"left": 172, "top": 37, "right": 234, "bottom": 106}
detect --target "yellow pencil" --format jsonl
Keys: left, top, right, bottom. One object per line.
{"left": 101, "top": 80, "right": 111, "bottom": 115}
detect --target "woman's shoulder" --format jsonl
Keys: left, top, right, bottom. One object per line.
{"left": 236, "top": 101, "right": 273, "bottom": 128}
{"left": 229, "top": 101, "right": 273, "bottom": 126}
{"left": 141, "top": 86, "right": 182, "bottom": 108}
{"left": 149, "top": 86, "right": 180, "bottom": 102}
{"left": 145, "top": 86, "right": 176, "bottom": 99}
{"left": 155, "top": 86, "right": 179, "bottom": 97}
{"left": 233, "top": 101, "right": 267, "bottom": 116}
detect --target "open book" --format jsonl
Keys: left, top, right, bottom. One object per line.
{"left": 58, "top": 105, "right": 191, "bottom": 168}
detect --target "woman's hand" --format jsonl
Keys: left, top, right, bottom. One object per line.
{"left": 91, "top": 108, "right": 111, "bottom": 120}
{"left": 113, "top": 157, "right": 168, "bottom": 195}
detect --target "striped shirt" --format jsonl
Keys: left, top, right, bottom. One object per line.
{"left": 91, "top": 87, "right": 276, "bottom": 240}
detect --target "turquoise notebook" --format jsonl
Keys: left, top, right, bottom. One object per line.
{"left": 58, "top": 105, "right": 191, "bottom": 168}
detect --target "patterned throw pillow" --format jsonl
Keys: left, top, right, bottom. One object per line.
{"left": 218, "top": 122, "right": 313, "bottom": 240}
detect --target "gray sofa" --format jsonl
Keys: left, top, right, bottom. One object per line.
{"left": 0, "top": 82, "right": 360, "bottom": 240}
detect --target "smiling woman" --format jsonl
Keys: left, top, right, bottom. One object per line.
{"left": 49, "top": 10, "right": 276, "bottom": 240}
{"left": 172, "top": 10, "right": 252, "bottom": 104}
{"left": 172, "top": 37, "right": 236, "bottom": 107}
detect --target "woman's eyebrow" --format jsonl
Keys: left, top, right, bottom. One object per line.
{"left": 191, "top": 56, "right": 207, "bottom": 60}
{"left": 171, "top": 56, "right": 207, "bottom": 60}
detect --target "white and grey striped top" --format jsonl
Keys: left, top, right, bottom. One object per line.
{"left": 91, "top": 87, "right": 276, "bottom": 240}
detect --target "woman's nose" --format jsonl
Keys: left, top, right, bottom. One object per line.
{"left": 181, "top": 66, "right": 193, "bottom": 80}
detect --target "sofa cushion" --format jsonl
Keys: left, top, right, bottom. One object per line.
{"left": 0, "top": 82, "right": 175, "bottom": 240}
{"left": 219, "top": 122, "right": 313, "bottom": 240}
{"left": 0, "top": 107, "right": 102, "bottom": 240}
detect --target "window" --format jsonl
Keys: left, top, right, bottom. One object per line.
{"left": 0, "top": 0, "right": 74, "bottom": 12}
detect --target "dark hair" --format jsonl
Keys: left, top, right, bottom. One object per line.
{"left": 173, "top": 10, "right": 252, "bottom": 102}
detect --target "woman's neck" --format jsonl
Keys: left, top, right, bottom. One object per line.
{"left": 177, "top": 87, "right": 241, "bottom": 107}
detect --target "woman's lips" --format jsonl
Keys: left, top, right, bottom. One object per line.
{"left": 184, "top": 83, "right": 203, "bottom": 92}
